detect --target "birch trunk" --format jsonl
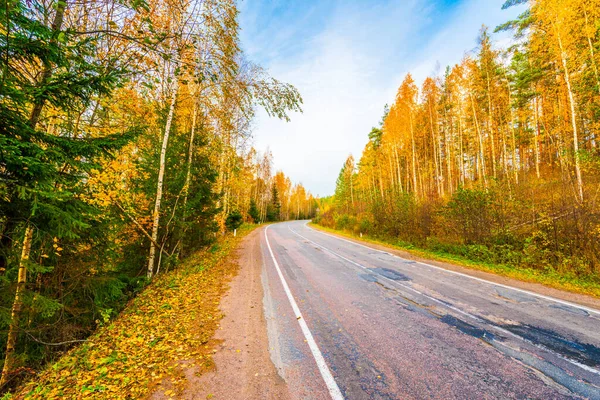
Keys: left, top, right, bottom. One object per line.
{"left": 182, "top": 101, "right": 199, "bottom": 216}
{"left": 0, "top": 226, "right": 33, "bottom": 386}
{"left": 409, "top": 110, "right": 418, "bottom": 195}
{"left": 147, "top": 80, "right": 178, "bottom": 280}
{"left": 506, "top": 79, "right": 520, "bottom": 184}
{"left": 1, "top": 0, "right": 66, "bottom": 384}
{"left": 350, "top": 171, "right": 355, "bottom": 207}
{"left": 458, "top": 96, "right": 466, "bottom": 186}
{"left": 533, "top": 95, "right": 541, "bottom": 179}
{"left": 470, "top": 92, "right": 488, "bottom": 188}
{"left": 387, "top": 150, "right": 395, "bottom": 191}
{"left": 445, "top": 110, "right": 453, "bottom": 194}
{"left": 428, "top": 102, "right": 441, "bottom": 196}
{"left": 486, "top": 72, "right": 497, "bottom": 178}
{"left": 583, "top": 8, "right": 600, "bottom": 95}
{"left": 556, "top": 28, "right": 584, "bottom": 202}
{"left": 394, "top": 145, "right": 403, "bottom": 192}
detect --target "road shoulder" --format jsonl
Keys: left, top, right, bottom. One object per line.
{"left": 308, "top": 223, "right": 600, "bottom": 312}
{"left": 163, "top": 227, "right": 290, "bottom": 400}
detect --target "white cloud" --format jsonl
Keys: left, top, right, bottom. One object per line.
{"left": 241, "top": 0, "right": 524, "bottom": 197}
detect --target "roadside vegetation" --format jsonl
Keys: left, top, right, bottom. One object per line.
{"left": 316, "top": 0, "right": 600, "bottom": 297}
{"left": 14, "top": 224, "right": 257, "bottom": 399}
{"left": 0, "top": 0, "right": 313, "bottom": 394}
{"left": 310, "top": 221, "right": 600, "bottom": 298}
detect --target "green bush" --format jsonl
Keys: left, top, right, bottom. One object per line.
{"left": 225, "top": 210, "right": 243, "bottom": 231}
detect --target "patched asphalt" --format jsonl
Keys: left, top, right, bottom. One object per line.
{"left": 261, "top": 221, "right": 600, "bottom": 399}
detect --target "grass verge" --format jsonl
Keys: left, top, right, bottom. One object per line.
{"left": 309, "top": 223, "right": 600, "bottom": 299}
{"left": 12, "top": 224, "right": 258, "bottom": 399}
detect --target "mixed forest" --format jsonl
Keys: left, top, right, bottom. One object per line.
{"left": 0, "top": 0, "right": 314, "bottom": 391}
{"left": 318, "top": 0, "right": 600, "bottom": 291}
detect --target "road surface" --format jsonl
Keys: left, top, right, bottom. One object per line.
{"left": 260, "top": 221, "right": 600, "bottom": 399}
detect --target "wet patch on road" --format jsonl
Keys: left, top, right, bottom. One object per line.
{"left": 440, "top": 314, "right": 495, "bottom": 341}
{"left": 359, "top": 273, "right": 378, "bottom": 283}
{"left": 498, "top": 323, "right": 600, "bottom": 368}
{"left": 370, "top": 267, "right": 411, "bottom": 281}
{"left": 489, "top": 338, "right": 600, "bottom": 399}
{"left": 390, "top": 287, "right": 600, "bottom": 395}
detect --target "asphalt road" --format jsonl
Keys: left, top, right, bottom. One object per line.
{"left": 260, "top": 221, "right": 600, "bottom": 400}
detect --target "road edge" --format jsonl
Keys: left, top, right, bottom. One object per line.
{"left": 307, "top": 222, "right": 600, "bottom": 313}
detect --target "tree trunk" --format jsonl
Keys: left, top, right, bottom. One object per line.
{"left": 409, "top": 110, "right": 418, "bottom": 195}
{"left": 1, "top": 225, "right": 33, "bottom": 387}
{"left": 428, "top": 102, "right": 441, "bottom": 196}
{"left": 147, "top": 80, "right": 178, "bottom": 280}
{"left": 444, "top": 109, "right": 453, "bottom": 194}
{"left": 469, "top": 92, "right": 488, "bottom": 188}
{"left": 533, "top": 95, "right": 541, "bottom": 179}
{"left": 394, "top": 145, "right": 403, "bottom": 192}
{"left": 387, "top": 150, "right": 395, "bottom": 191}
{"left": 506, "top": 78, "right": 520, "bottom": 184}
{"left": 457, "top": 96, "right": 466, "bottom": 186}
{"left": 1, "top": 0, "right": 67, "bottom": 384}
{"left": 350, "top": 171, "right": 354, "bottom": 208}
{"left": 177, "top": 100, "right": 200, "bottom": 257}
{"left": 556, "top": 28, "right": 584, "bottom": 202}
{"left": 182, "top": 101, "right": 199, "bottom": 217}
{"left": 486, "top": 72, "right": 497, "bottom": 178}
{"left": 583, "top": 8, "right": 600, "bottom": 95}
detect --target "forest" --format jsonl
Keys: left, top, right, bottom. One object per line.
{"left": 0, "top": 0, "right": 314, "bottom": 391}
{"left": 317, "top": 0, "right": 600, "bottom": 293}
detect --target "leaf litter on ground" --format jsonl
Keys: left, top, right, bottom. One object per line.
{"left": 15, "top": 225, "right": 257, "bottom": 399}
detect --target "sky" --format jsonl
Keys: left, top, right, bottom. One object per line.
{"left": 238, "top": 0, "right": 524, "bottom": 197}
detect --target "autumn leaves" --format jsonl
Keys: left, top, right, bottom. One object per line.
{"left": 0, "top": 0, "right": 303, "bottom": 391}
{"left": 324, "top": 0, "right": 600, "bottom": 289}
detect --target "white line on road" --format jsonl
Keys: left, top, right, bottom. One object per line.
{"left": 264, "top": 225, "right": 344, "bottom": 400}
{"left": 288, "top": 224, "right": 600, "bottom": 378}
{"left": 303, "top": 222, "right": 600, "bottom": 317}
{"left": 288, "top": 225, "right": 481, "bottom": 322}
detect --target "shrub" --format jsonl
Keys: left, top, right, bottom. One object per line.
{"left": 225, "top": 210, "right": 243, "bottom": 231}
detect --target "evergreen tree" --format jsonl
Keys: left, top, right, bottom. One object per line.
{"left": 267, "top": 186, "right": 282, "bottom": 222}
{"left": 0, "top": 0, "right": 143, "bottom": 385}
{"left": 248, "top": 199, "right": 261, "bottom": 223}
{"left": 225, "top": 210, "right": 243, "bottom": 231}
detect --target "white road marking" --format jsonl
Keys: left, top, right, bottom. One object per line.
{"left": 264, "top": 225, "right": 344, "bottom": 400}
{"left": 289, "top": 226, "right": 483, "bottom": 322}
{"left": 303, "top": 222, "right": 600, "bottom": 317}
{"left": 288, "top": 224, "right": 600, "bottom": 378}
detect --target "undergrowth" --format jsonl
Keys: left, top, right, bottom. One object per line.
{"left": 10, "top": 225, "right": 257, "bottom": 399}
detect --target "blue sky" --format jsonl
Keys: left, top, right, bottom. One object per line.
{"left": 238, "top": 0, "right": 524, "bottom": 197}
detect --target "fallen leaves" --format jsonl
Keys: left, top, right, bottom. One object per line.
{"left": 18, "top": 226, "right": 256, "bottom": 399}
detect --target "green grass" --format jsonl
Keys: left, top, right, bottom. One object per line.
{"left": 309, "top": 223, "right": 600, "bottom": 299}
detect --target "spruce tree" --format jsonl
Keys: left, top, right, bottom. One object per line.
{"left": 0, "top": 0, "right": 143, "bottom": 385}
{"left": 248, "top": 199, "right": 260, "bottom": 223}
